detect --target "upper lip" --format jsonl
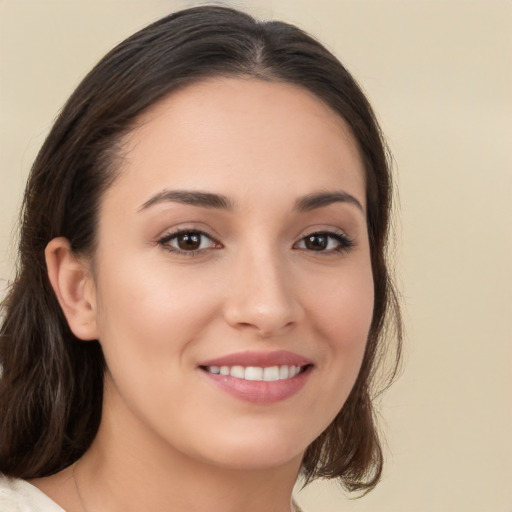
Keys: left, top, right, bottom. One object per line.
{"left": 199, "top": 350, "right": 312, "bottom": 368}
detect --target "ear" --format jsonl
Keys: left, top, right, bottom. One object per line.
{"left": 45, "top": 237, "right": 98, "bottom": 341}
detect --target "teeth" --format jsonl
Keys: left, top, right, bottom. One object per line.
{"left": 205, "top": 364, "right": 304, "bottom": 381}
{"left": 263, "top": 366, "right": 280, "bottom": 381}
{"left": 245, "top": 367, "right": 263, "bottom": 381}
{"left": 230, "top": 366, "right": 245, "bottom": 379}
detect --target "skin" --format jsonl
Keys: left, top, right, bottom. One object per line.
{"left": 37, "top": 78, "right": 374, "bottom": 512}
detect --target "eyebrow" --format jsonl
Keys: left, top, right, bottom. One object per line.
{"left": 138, "top": 189, "right": 234, "bottom": 212}
{"left": 295, "top": 191, "right": 364, "bottom": 213}
{"left": 138, "top": 188, "right": 364, "bottom": 214}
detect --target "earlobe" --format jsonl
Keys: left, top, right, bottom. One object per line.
{"left": 45, "top": 237, "right": 98, "bottom": 341}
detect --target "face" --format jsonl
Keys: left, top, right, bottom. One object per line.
{"left": 88, "top": 78, "right": 374, "bottom": 470}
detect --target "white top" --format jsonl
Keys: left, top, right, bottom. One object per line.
{"left": 0, "top": 474, "right": 307, "bottom": 511}
{"left": 0, "top": 476, "right": 65, "bottom": 512}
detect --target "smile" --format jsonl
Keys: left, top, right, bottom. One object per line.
{"left": 202, "top": 365, "right": 305, "bottom": 381}
{"left": 198, "top": 351, "right": 313, "bottom": 404}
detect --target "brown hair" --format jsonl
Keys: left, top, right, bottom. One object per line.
{"left": 0, "top": 5, "right": 401, "bottom": 493}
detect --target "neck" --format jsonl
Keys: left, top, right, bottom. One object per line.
{"left": 75, "top": 397, "right": 303, "bottom": 512}
{"left": 78, "top": 441, "right": 301, "bottom": 512}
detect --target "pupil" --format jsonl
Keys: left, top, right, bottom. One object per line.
{"left": 306, "top": 234, "right": 327, "bottom": 251}
{"left": 178, "top": 233, "right": 201, "bottom": 250}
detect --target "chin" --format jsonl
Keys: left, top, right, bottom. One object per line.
{"left": 188, "top": 429, "right": 310, "bottom": 472}
{"left": 207, "top": 447, "right": 304, "bottom": 472}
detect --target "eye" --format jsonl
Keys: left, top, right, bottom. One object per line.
{"left": 294, "top": 231, "right": 354, "bottom": 253}
{"left": 158, "top": 230, "right": 220, "bottom": 254}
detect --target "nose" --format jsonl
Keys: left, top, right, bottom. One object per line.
{"left": 222, "top": 247, "right": 304, "bottom": 337}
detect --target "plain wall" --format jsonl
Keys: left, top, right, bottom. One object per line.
{"left": 1, "top": 1, "right": 511, "bottom": 511}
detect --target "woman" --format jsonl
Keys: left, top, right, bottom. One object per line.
{"left": 0, "top": 6, "right": 401, "bottom": 512}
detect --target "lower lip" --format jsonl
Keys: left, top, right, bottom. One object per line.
{"left": 199, "top": 366, "right": 312, "bottom": 404}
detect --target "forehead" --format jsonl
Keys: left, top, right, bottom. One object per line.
{"left": 108, "top": 77, "right": 366, "bottom": 210}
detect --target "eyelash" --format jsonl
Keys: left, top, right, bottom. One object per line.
{"left": 293, "top": 230, "right": 355, "bottom": 254}
{"left": 157, "top": 229, "right": 354, "bottom": 256}
{"left": 157, "top": 229, "right": 221, "bottom": 256}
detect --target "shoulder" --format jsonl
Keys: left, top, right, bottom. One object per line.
{"left": 0, "top": 475, "right": 66, "bottom": 512}
{"left": 293, "top": 498, "right": 308, "bottom": 512}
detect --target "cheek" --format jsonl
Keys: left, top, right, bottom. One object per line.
{"left": 91, "top": 257, "right": 224, "bottom": 433}
{"left": 309, "top": 261, "right": 374, "bottom": 346}
{"left": 92, "top": 255, "right": 221, "bottom": 367}
{"left": 305, "top": 259, "right": 374, "bottom": 393}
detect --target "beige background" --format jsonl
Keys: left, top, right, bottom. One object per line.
{"left": 1, "top": 1, "right": 511, "bottom": 511}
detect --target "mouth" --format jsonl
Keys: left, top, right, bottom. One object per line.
{"left": 200, "top": 364, "right": 310, "bottom": 382}
{"left": 198, "top": 351, "right": 313, "bottom": 404}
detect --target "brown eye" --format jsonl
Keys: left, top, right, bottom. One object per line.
{"left": 159, "top": 230, "right": 218, "bottom": 253}
{"left": 304, "top": 234, "right": 329, "bottom": 251}
{"left": 176, "top": 232, "right": 202, "bottom": 250}
{"left": 295, "top": 231, "right": 354, "bottom": 253}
